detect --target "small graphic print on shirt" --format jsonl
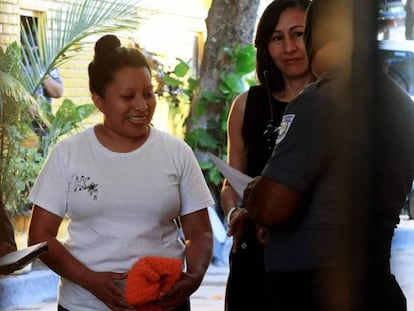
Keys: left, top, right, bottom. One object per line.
{"left": 276, "top": 114, "right": 295, "bottom": 145}
{"left": 74, "top": 175, "right": 99, "bottom": 200}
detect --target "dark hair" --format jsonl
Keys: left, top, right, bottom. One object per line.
{"left": 255, "top": 0, "right": 311, "bottom": 94}
{"left": 88, "top": 34, "right": 151, "bottom": 97}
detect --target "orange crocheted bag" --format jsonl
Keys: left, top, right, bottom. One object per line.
{"left": 125, "top": 256, "right": 182, "bottom": 311}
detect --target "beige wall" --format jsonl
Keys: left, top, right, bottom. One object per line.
{"left": 0, "top": 0, "right": 21, "bottom": 48}
{"left": 0, "top": 0, "right": 211, "bottom": 131}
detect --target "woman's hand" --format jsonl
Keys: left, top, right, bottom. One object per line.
{"left": 227, "top": 208, "right": 248, "bottom": 254}
{"left": 158, "top": 272, "right": 198, "bottom": 310}
{"left": 83, "top": 271, "right": 132, "bottom": 311}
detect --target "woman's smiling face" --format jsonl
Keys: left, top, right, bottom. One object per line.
{"left": 268, "top": 7, "right": 308, "bottom": 80}
{"left": 94, "top": 66, "right": 156, "bottom": 140}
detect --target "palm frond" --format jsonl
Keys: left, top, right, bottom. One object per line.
{"left": 21, "top": 0, "right": 142, "bottom": 95}
{"left": 0, "top": 71, "right": 39, "bottom": 113}
{"left": 1, "top": 0, "right": 143, "bottom": 209}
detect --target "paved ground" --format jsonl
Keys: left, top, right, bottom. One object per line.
{"left": 4, "top": 216, "right": 414, "bottom": 311}
{"left": 391, "top": 215, "right": 414, "bottom": 311}
{"left": 392, "top": 248, "right": 414, "bottom": 311}
{"left": 4, "top": 264, "right": 229, "bottom": 311}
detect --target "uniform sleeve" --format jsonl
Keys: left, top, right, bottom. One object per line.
{"left": 262, "top": 92, "right": 337, "bottom": 193}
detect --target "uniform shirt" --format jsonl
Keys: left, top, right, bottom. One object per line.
{"left": 370, "top": 72, "right": 414, "bottom": 274}
{"left": 29, "top": 127, "right": 214, "bottom": 311}
{"left": 261, "top": 73, "right": 353, "bottom": 271}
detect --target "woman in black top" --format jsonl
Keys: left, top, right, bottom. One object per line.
{"left": 220, "top": 0, "right": 314, "bottom": 309}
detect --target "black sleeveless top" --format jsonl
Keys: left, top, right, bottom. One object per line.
{"left": 242, "top": 85, "right": 288, "bottom": 177}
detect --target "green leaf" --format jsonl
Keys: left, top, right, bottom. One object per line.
{"left": 76, "top": 103, "right": 97, "bottom": 120}
{"left": 223, "top": 73, "right": 246, "bottom": 94}
{"left": 194, "top": 100, "right": 208, "bottom": 117}
{"left": 55, "top": 99, "right": 79, "bottom": 121}
{"left": 164, "top": 74, "right": 182, "bottom": 87}
{"left": 174, "top": 59, "right": 190, "bottom": 77}
{"left": 196, "top": 129, "right": 218, "bottom": 149}
{"left": 208, "top": 167, "right": 223, "bottom": 185}
{"left": 236, "top": 44, "right": 256, "bottom": 75}
{"left": 199, "top": 160, "right": 214, "bottom": 170}
{"left": 186, "top": 128, "right": 218, "bottom": 149}
{"left": 221, "top": 118, "right": 227, "bottom": 132}
{"left": 201, "top": 91, "right": 224, "bottom": 103}
{"left": 187, "top": 77, "right": 198, "bottom": 92}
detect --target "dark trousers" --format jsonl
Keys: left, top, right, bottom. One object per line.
{"left": 366, "top": 273, "right": 407, "bottom": 311}
{"left": 225, "top": 219, "right": 267, "bottom": 311}
{"left": 266, "top": 268, "right": 353, "bottom": 311}
{"left": 265, "top": 269, "right": 407, "bottom": 311}
{"left": 365, "top": 225, "right": 407, "bottom": 311}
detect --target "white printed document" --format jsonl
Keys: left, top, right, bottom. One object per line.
{"left": 208, "top": 152, "right": 252, "bottom": 199}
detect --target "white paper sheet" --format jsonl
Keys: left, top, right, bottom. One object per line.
{"left": 208, "top": 152, "right": 252, "bottom": 199}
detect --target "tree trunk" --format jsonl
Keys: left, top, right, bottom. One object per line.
{"left": 184, "top": 0, "right": 260, "bottom": 218}
{"left": 188, "top": 0, "right": 260, "bottom": 132}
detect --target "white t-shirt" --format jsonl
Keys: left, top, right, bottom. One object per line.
{"left": 29, "top": 127, "right": 214, "bottom": 310}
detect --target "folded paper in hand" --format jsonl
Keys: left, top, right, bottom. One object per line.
{"left": 208, "top": 152, "right": 252, "bottom": 199}
{"left": 0, "top": 241, "right": 48, "bottom": 274}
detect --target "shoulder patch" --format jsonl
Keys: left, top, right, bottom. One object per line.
{"left": 276, "top": 114, "right": 295, "bottom": 145}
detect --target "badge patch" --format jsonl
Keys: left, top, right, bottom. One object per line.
{"left": 276, "top": 114, "right": 295, "bottom": 145}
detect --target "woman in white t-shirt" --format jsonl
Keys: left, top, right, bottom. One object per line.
{"left": 28, "top": 34, "right": 214, "bottom": 311}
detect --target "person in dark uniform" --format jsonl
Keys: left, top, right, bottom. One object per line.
{"left": 220, "top": 1, "right": 313, "bottom": 310}
{"left": 366, "top": 59, "right": 414, "bottom": 311}
{"left": 244, "top": 0, "right": 414, "bottom": 310}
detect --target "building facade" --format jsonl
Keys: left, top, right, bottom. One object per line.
{"left": 0, "top": 0, "right": 211, "bottom": 131}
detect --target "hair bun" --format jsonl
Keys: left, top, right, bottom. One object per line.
{"left": 94, "top": 34, "right": 121, "bottom": 60}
